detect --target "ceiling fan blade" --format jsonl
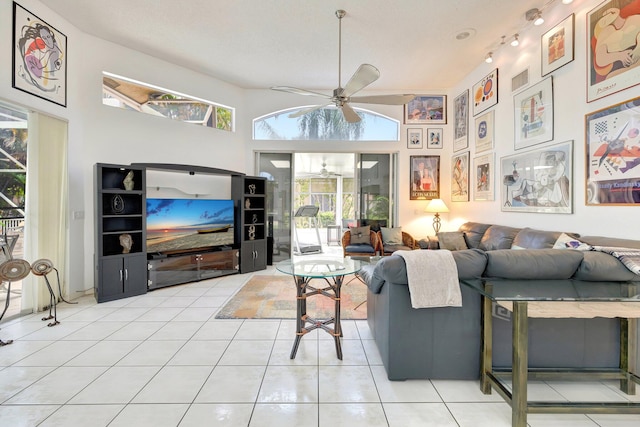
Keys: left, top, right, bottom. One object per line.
{"left": 340, "top": 103, "right": 361, "bottom": 123}
{"left": 341, "top": 64, "right": 380, "bottom": 98}
{"left": 271, "top": 86, "right": 331, "bottom": 99}
{"left": 288, "top": 103, "right": 330, "bottom": 118}
{"left": 349, "top": 94, "right": 416, "bottom": 105}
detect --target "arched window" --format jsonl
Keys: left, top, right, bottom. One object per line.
{"left": 253, "top": 106, "right": 399, "bottom": 141}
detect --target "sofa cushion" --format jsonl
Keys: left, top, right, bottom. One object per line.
{"left": 380, "top": 227, "right": 403, "bottom": 245}
{"left": 452, "top": 249, "right": 488, "bottom": 278}
{"left": 345, "top": 244, "right": 376, "bottom": 254}
{"left": 580, "top": 236, "right": 640, "bottom": 250}
{"left": 485, "top": 249, "right": 583, "bottom": 279}
{"left": 573, "top": 251, "right": 640, "bottom": 281}
{"left": 350, "top": 226, "right": 370, "bottom": 244}
{"left": 458, "top": 222, "right": 492, "bottom": 249}
{"left": 437, "top": 231, "right": 468, "bottom": 251}
{"left": 479, "top": 225, "right": 521, "bottom": 251}
{"left": 512, "top": 228, "right": 576, "bottom": 249}
{"left": 383, "top": 244, "right": 412, "bottom": 254}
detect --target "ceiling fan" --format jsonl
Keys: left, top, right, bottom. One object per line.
{"left": 271, "top": 9, "right": 415, "bottom": 123}
{"left": 298, "top": 162, "right": 341, "bottom": 178}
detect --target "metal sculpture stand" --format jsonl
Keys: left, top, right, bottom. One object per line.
{"left": 31, "top": 259, "right": 76, "bottom": 327}
{"left": 0, "top": 259, "right": 32, "bottom": 346}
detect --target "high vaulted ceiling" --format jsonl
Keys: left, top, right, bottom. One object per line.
{"left": 45, "top": 0, "right": 553, "bottom": 92}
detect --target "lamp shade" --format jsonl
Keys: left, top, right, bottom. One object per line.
{"left": 425, "top": 199, "right": 449, "bottom": 214}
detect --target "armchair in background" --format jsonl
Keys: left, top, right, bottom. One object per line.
{"left": 378, "top": 227, "right": 417, "bottom": 255}
{"left": 342, "top": 226, "right": 382, "bottom": 257}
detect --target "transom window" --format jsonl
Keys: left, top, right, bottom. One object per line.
{"left": 253, "top": 106, "right": 399, "bottom": 141}
{"left": 102, "top": 72, "right": 233, "bottom": 131}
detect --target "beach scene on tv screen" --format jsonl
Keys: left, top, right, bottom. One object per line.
{"left": 146, "top": 198, "right": 234, "bottom": 253}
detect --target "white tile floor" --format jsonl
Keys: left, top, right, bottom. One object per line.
{"left": 1, "top": 267, "right": 640, "bottom": 426}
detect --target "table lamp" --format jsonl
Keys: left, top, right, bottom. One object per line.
{"left": 425, "top": 199, "right": 449, "bottom": 234}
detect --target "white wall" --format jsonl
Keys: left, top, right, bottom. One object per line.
{"left": 0, "top": 0, "right": 636, "bottom": 300}
{"left": 0, "top": 0, "right": 248, "bottom": 295}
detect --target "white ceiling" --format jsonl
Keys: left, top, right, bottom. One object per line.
{"left": 45, "top": 0, "right": 552, "bottom": 91}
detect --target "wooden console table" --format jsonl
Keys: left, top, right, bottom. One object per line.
{"left": 461, "top": 278, "right": 640, "bottom": 427}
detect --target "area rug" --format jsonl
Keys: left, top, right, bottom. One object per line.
{"left": 215, "top": 274, "right": 367, "bottom": 319}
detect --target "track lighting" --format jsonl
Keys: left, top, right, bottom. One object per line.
{"left": 485, "top": 52, "right": 493, "bottom": 63}
{"left": 526, "top": 8, "right": 544, "bottom": 26}
{"left": 511, "top": 34, "right": 519, "bottom": 47}
{"left": 562, "top": 0, "right": 573, "bottom": 4}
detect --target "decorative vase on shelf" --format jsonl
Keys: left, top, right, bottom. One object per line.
{"left": 119, "top": 233, "right": 133, "bottom": 254}
{"left": 111, "top": 194, "right": 125, "bottom": 214}
{"left": 245, "top": 198, "right": 251, "bottom": 209}
{"left": 248, "top": 184, "right": 256, "bottom": 194}
{"left": 123, "top": 170, "right": 135, "bottom": 191}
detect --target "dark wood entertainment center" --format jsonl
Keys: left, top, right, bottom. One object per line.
{"left": 94, "top": 162, "right": 267, "bottom": 302}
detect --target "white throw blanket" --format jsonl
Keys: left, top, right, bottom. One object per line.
{"left": 395, "top": 250, "right": 461, "bottom": 308}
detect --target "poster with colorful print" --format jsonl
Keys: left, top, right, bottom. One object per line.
{"left": 472, "top": 69, "right": 498, "bottom": 116}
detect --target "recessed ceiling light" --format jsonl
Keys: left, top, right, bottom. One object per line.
{"left": 455, "top": 28, "right": 476, "bottom": 40}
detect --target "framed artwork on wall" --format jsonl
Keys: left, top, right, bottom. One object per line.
{"left": 541, "top": 14, "right": 575, "bottom": 77}
{"left": 452, "top": 151, "right": 470, "bottom": 202}
{"left": 472, "top": 68, "right": 498, "bottom": 116}
{"left": 427, "top": 128, "right": 443, "bottom": 149}
{"left": 474, "top": 153, "right": 495, "bottom": 201}
{"left": 585, "top": 96, "right": 640, "bottom": 205}
{"left": 407, "top": 128, "right": 423, "bottom": 149}
{"left": 587, "top": 1, "right": 640, "bottom": 102}
{"left": 405, "top": 95, "right": 446, "bottom": 124}
{"left": 514, "top": 76, "right": 554, "bottom": 150}
{"left": 474, "top": 110, "right": 494, "bottom": 153}
{"left": 501, "top": 141, "right": 573, "bottom": 213}
{"left": 12, "top": 2, "right": 67, "bottom": 107}
{"left": 453, "top": 90, "right": 469, "bottom": 151}
{"left": 410, "top": 155, "right": 440, "bottom": 200}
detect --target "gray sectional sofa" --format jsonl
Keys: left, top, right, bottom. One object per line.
{"left": 361, "top": 222, "right": 640, "bottom": 381}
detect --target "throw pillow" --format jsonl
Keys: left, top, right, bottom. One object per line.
{"left": 380, "top": 227, "right": 403, "bottom": 245}
{"left": 437, "top": 231, "right": 468, "bottom": 251}
{"left": 553, "top": 233, "right": 593, "bottom": 251}
{"left": 350, "top": 226, "right": 371, "bottom": 244}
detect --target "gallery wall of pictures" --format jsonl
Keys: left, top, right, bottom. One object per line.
{"left": 410, "top": 0, "right": 640, "bottom": 212}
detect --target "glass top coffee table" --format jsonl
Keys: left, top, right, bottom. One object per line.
{"left": 461, "top": 278, "right": 640, "bottom": 427}
{"left": 276, "top": 256, "right": 377, "bottom": 360}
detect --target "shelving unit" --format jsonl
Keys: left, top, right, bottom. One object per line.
{"left": 232, "top": 176, "right": 267, "bottom": 273}
{"left": 94, "top": 163, "right": 147, "bottom": 302}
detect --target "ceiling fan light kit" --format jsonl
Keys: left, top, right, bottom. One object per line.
{"left": 271, "top": 9, "right": 415, "bottom": 123}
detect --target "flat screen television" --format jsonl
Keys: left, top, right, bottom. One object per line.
{"left": 146, "top": 198, "right": 234, "bottom": 255}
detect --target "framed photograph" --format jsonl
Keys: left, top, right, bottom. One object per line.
{"left": 585, "top": 96, "right": 640, "bottom": 205}
{"left": 405, "top": 95, "right": 446, "bottom": 124}
{"left": 407, "top": 128, "right": 423, "bottom": 149}
{"left": 427, "top": 128, "right": 443, "bottom": 149}
{"left": 474, "top": 153, "right": 495, "bottom": 201}
{"left": 514, "top": 76, "right": 554, "bottom": 150}
{"left": 452, "top": 151, "right": 470, "bottom": 202}
{"left": 12, "top": 2, "right": 67, "bottom": 107}
{"left": 472, "top": 69, "right": 498, "bottom": 116}
{"left": 474, "top": 110, "right": 494, "bottom": 153}
{"left": 501, "top": 141, "right": 573, "bottom": 213}
{"left": 542, "top": 14, "right": 575, "bottom": 77}
{"left": 410, "top": 155, "right": 440, "bottom": 200}
{"left": 587, "top": 1, "right": 640, "bottom": 102}
{"left": 453, "top": 90, "right": 469, "bottom": 151}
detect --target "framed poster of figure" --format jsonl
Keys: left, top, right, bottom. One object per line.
{"left": 587, "top": 1, "right": 640, "bottom": 102}
{"left": 453, "top": 90, "right": 469, "bottom": 151}
{"left": 410, "top": 155, "right": 440, "bottom": 200}
{"left": 475, "top": 110, "right": 494, "bottom": 153}
{"left": 541, "top": 14, "right": 575, "bottom": 77}
{"left": 405, "top": 95, "right": 446, "bottom": 124}
{"left": 12, "top": 2, "right": 67, "bottom": 107}
{"left": 407, "top": 128, "right": 423, "bottom": 149}
{"left": 427, "top": 128, "right": 443, "bottom": 149}
{"left": 474, "top": 153, "right": 495, "bottom": 201}
{"left": 452, "top": 151, "right": 470, "bottom": 202}
{"left": 501, "top": 141, "right": 573, "bottom": 213}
